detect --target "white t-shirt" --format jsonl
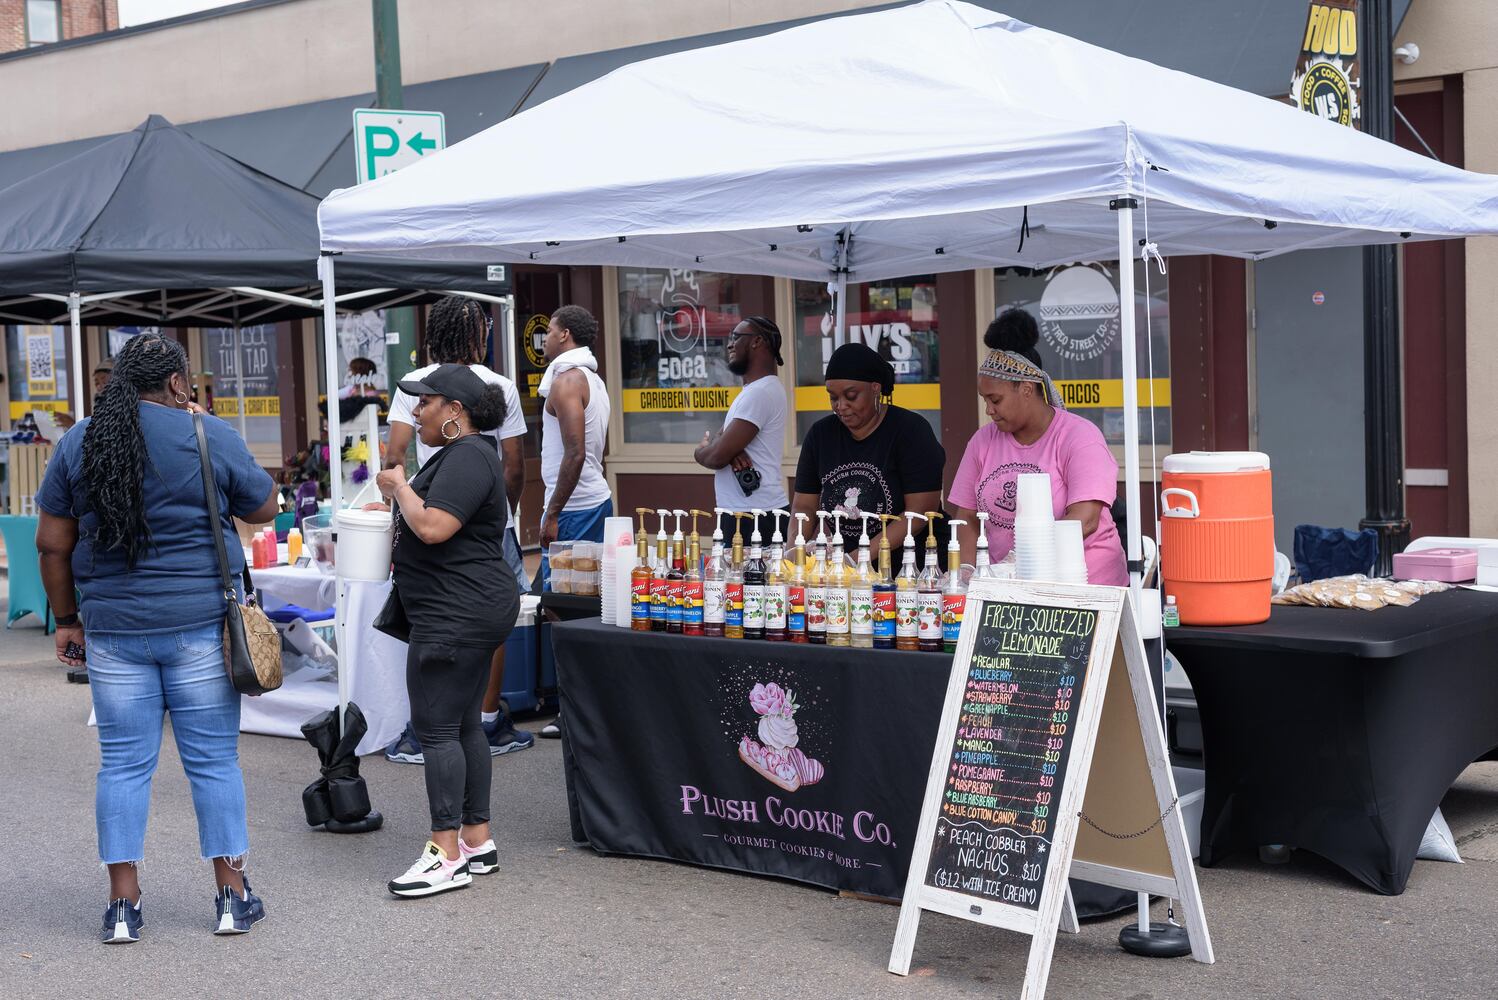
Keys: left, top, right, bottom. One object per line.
{"left": 714, "top": 375, "right": 789, "bottom": 510}
{"left": 387, "top": 362, "right": 526, "bottom": 517}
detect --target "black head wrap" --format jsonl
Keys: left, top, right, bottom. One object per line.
{"left": 823, "top": 342, "right": 895, "bottom": 396}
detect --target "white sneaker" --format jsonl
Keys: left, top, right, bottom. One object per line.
{"left": 387, "top": 841, "right": 472, "bottom": 898}
{"left": 459, "top": 837, "right": 499, "bottom": 875}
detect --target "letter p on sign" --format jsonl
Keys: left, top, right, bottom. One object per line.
{"left": 352, "top": 109, "right": 446, "bottom": 184}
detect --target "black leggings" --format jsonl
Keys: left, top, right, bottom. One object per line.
{"left": 406, "top": 639, "right": 495, "bottom": 831}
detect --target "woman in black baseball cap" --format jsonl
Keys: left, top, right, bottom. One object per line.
{"left": 373, "top": 363, "right": 520, "bottom": 898}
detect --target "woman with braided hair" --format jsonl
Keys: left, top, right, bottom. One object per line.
{"left": 35, "top": 332, "right": 279, "bottom": 943}
{"left": 383, "top": 296, "right": 533, "bottom": 764}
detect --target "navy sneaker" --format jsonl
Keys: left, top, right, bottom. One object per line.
{"left": 213, "top": 879, "right": 266, "bottom": 936}
{"left": 101, "top": 897, "right": 143, "bottom": 944}
{"left": 384, "top": 723, "right": 424, "bottom": 765}
{"left": 482, "top": 716, "right": 534, "bottom": 756}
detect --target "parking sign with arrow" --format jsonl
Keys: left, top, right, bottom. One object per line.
{"left": 352, "top": 108, "right": 446, "bottom": 183}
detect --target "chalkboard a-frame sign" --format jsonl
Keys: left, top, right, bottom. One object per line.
{"left": 888, "top": 579, "right": 1214, "bottom": 999}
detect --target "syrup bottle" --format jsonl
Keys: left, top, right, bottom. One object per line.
{"left": 825, "top": 511, "right": 851, "bottom": 647}
{"left": 943, "top": 519, "right": 969, "bottom": 653}
{"left": 704, "top": 507, "right": 732, "bottom": 637}
{"left": 806, "top": 511, "right": 830, "bottom": 645}
{"left": 849, "top": 513, "right": 876, "bottom": 649}
{"left": 666, "top": 509, "right": 687, "bottom": 634}
{"left": 974, "top": 510, "right": 993, "bottom": 578}
{"left": 683, "top": 509, "right": 708, "bottom": 636}
{"left": 787, "top": 512, "right": 810, "bottom": 643}
{"left": 764, "top": 510, "right": 790, "bottom": 642}
{"left": 724, "top": 513, "right": 748, "bottom": 639}
{"left": 895, "top": 511, "right": 927, "bottom": 651}
{"left": 741, "top": 509, "right": 768, "bottom": 641}
{"left": 649, "top": 508, "right": 671, "bottom": 632}
{"left": 917, "top": 511, "right": 946, "bottom": 652}
{"left": 872, "top": 513, "right": 899, "bottom": 650}
{"left": 631, "top": 507, "right": 655, "bottom": 631}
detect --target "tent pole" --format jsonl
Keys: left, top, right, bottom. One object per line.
{"left": 68, "top": 292, "right": 84, "bottom": 418}
{"left": 834, "top": 270, "right": 848, "bottom": 347}
{"left": 1112, "top": 200, "right": 1144, "bottom": 606}
{"left": 319, "top": 255, "right": 349, "bottom": 731}
{"left": 233, "top": 321, "right": 248, "bottom": 441}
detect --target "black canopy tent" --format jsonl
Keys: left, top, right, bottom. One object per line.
{"left": 0, "top": 115, "right": 511, "bottom": 411}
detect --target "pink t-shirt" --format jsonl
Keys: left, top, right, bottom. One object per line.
{"left": 949, "top": 410, "right": 1127, "bottom": 586}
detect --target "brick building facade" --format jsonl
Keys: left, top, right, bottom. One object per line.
{"left": 0, "top": 0, "right": 117, "bottom": 52}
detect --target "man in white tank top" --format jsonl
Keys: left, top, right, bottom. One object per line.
{"left": 538, "top": 304, "right": 612, "bottom": 580}
{"left": 537, "top": 305, "right": 612, "bottom": 739}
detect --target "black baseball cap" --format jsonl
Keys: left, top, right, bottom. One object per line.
{"left": 397, "top": 363, "right": 488, "bottom": 410}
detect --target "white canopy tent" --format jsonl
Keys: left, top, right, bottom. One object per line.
{"left": 317, "top": 0, "right": 1498, "bottom": 613}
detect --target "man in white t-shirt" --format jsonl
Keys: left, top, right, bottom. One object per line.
{"left": 694, "top": 316, "right": 788, "bottom": 540}
{"left": 382, "top": 296, "right": 534, "bottom": 763}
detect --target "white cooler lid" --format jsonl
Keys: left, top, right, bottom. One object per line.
{"left": 1162, "top": 451, "right": 1270, "bottom": 474}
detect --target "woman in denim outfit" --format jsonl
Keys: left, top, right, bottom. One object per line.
{"left": 36, "top": 333, "right": 279, "bottom": 943}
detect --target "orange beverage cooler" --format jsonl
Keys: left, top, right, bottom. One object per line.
{"left": 1160, "top": 452, "right": 1274, "bottom": 626}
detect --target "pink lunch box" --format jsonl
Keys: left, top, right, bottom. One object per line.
{"left": 1391, "top": 548, "right": 1477, "bottom": 583}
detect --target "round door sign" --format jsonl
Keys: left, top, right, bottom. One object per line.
{"left": 1312, "top": 291, "right": 1326, "bottom": 305}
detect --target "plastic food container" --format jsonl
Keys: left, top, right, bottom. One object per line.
{"left": 1392, "top": 548, "right": 1476, "bottom": 583}
{"left": 1160, "top": 451, "right": 1274, "bottom": 626}
{"left": 549, "top": 541, "right": 574, "bottom": 593}
{"left": 570, "top": 541, "right": 600, "bottom": 596}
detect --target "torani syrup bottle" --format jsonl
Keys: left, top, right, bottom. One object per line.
{"left": 942, "top": 519, "right": 968, "bottom": 653}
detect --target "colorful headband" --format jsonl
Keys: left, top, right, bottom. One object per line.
{"left": 978, "top": 350, "right": 1066, "bottom": 410}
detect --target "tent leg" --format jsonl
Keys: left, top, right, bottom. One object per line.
{"left": 319, "top": 255, "right": 349, "bottom": 732}
{"left": 68, "top": 293, "right": 84, "bottom": 418}
{"left": 834, "top": 270, "right": 848, "bottom": 347}
{"left": 1113, "top": 201, "right": 1144, "bottom": 609}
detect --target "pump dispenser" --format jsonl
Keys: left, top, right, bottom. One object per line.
{"left": 703, "top": 508, "right": 732, "bottom": 637}
{"left": 631, "top": 507, "right": 655, "bottom": 631}
{"left": 974, "top": 511, "right": 993, "bottom": 578}
{"left": 666, "top": 509, "right": 688, "bottom": 633}
{"left": 848, "top": 514, "right": 877, "bottom": 648}
{"left": 917, "top": 511, "right": 946, "bottom": 651}
{"left": 683, "top": 510, "right": 709, "bottom": 635}
{"left": 825, "top": 511, "right": 852, "bottom": 646}
{"left": 943, "top": 519, "right": 969, "bottom": 652}
{"left": 741, "top": 509, "right": 769, "bottom": 640}
{"left": 725, "top": 514, "right": 750, "bottom": 638}
{"left": 764, "top": 510, "right": 790, "bottom": 642}
{"left": 895, "top": 511, "right": 927, "bottom": 650}
{"left": 788, "top": 513, "right": 810, "bottom": 642}
{"left": 649, "top": 508, "right": 671, "bottom": 631}
{"left": 806, "top": 511, "right": 831, "bottom": 644}
{"left": 872, "top": 514, "right": 899, "bottom": 649}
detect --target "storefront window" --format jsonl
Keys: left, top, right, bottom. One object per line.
{"left": 993, "top": 262, "right": 1170, "bottom": 447}
{"left": 204, "top": 325, "right": 282, "bottom": 450}
{"left": 512, "top": 269, "right": 571, "bottom": 457}
{"left": 5, "top": 325, "right": 69, "bottom": 433}
{"left": 792, "top": 276, "right": 941, "bottom": 439}
{"left": 617, "top": 267, "right": 745, "bottom": 444}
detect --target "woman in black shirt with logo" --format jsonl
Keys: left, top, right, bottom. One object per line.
{"left": 374, "top": 364, "right": 519, "bottom": 898}
{"left": 793, "top": 343, "right": 946, "bottom": 551}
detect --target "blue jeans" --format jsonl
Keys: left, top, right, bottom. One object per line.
{"left": 538, "top": 498, "right": 612, "bottom": 592}
{"left": 87, "top": 623, "right": 249, "bottom": 864}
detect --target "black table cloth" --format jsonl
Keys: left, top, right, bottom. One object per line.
{"left": 1166, "top": 589, "right": 1498, "bottom": 894}
{"left": 554, "top": 619, "right": 1131, "bottom": 914}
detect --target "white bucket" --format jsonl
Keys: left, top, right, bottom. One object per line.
{"left": 335, "top": 507, "right": 394, "bottom": 581}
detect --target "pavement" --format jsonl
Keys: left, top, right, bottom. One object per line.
{"left": 1, "top": 613, "right": 1496, "bottom": 1000}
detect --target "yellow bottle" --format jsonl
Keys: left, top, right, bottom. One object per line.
{"left": 849, "top": 513, "right": 877, "bottom": 649}
{"left": 724, "top": 513, "right": 751, "bottom": 639}
{"left": 286, "top": 527, "right": 303, "bottom": 563}
{"left": 806, "top": 511, "right": 830, "bottom": 644}
{"left": 631, "top": 507, "right": 655, "bottom": 631}
{"left": 825, "top": 511, "right": 851, "bottom": 647}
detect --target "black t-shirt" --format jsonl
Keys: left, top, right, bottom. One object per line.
{"left": 794, "top": 405, "right": 946, "bottom": 549}
{"left": 392, "top": 434, "right": 518, "bottom": 647}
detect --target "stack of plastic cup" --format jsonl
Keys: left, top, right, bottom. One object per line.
{"left": 1013, "top": 473, "right": 1057, "bottom": 581}
{"left": 600, "top": 516, "right": 635, "bottom": 627}
{"left": 1052, "top": 519, "right": 1088, "bottom": 584}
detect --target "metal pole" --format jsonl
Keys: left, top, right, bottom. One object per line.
{"left": 233, "top": 323, "right": 248, "bottom": 441}
{"left": 834, "top": 271, "right": 848, "bottom": 346}
{"left": 1358, "top": 0, "right": 1408, "bottom": 573}
{"left": 1112, "top": 200, "right": 1144, "bottom": 608}
{"left": 319, "top": 254, "right": 349, "bottom": 729}
{"left": 68, "top": 292, "right": 84, "bottom": 418}
{"left": 370, "top": 0, "right": 403, "bottom": 109}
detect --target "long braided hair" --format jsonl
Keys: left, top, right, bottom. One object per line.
{"left": 425, "top": 296, "right": 489, "bottom": 365}
{"left": 82, "top": 333, "right": 190, "bottom": 568}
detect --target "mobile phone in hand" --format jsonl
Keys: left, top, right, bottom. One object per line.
{"left": 64, "top": 640, "right": 86, "bottom": 663}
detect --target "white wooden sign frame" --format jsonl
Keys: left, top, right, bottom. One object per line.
{"left": 888, "top": 579, "right": 1213, "bottom": 999}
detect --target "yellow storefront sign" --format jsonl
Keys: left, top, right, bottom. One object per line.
{"left": 1053, "top": 379, "right": 1171, "bottom": 409}
{"left": 213, "top": 396, "right": 282, "bottom": 418}
{"left": 622, "top": 386, "right": 744, "bottom": 413}
{"left": 9, "top": 400, "right": 68, "bottom": 420}
{"left": 794, "top": 384, "right": 942, "bottom": 412}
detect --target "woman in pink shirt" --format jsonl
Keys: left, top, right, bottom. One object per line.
{"left": 949, "top": 310, "right": 1128, "bottom": 587}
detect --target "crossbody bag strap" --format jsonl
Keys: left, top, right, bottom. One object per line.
{"left": 194, "top": 414, "right": 237, "bottom": 601}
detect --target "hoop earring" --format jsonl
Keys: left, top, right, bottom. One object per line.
{"left": 174, "top": 391, "right": 190, "bottom": 405}
{"left": 440, "top": 418, "right": 461, "bottom": 441}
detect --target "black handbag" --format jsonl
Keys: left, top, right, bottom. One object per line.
{"left": 195, "top": 414, "right": 283, "bottom": 695}
{"left": 372, "top": 583, "right": 411, "bottom": 643}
